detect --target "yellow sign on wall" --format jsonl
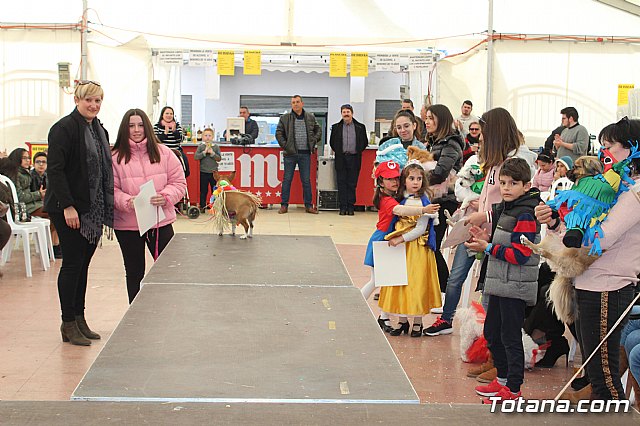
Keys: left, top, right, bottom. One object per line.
{"left": 350, "top": 52, "right": 369, "bottom": 77}
{"left": 617, "top": 84, "right": 635, "bottom": 106}
{"left": 217, "top": 50, "right": 235, "bottom": 76}
{"left": 244, "top": 50, "right": 261, "bottom": 75}
{"left": 330, "top": 52, "right": 347, "bottom": 77}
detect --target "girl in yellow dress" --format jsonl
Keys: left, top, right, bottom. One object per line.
{"left": 378, "top": 160, "right": 442, "bottom": 337}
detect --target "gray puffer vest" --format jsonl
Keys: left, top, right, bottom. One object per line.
{"left": 483, "top": 192, "right": 541, "bottom": 306}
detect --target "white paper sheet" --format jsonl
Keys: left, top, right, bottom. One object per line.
{"left": 372, "top": 241, "right": 408, "bottom": 286}
{"left": 134, "top": 180, "right": 166, "bottom": 236}
{"left": 441, "top": 219, "right": 472, "bottom": 248}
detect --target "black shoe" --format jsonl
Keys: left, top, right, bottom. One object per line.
{"left": 536, "top": 336, "right": 570, "bottom": 368}
{"left": 411, "top": 323, "right": 423, "bottom": 337}
{"left": 347, "top": 208, "right": 354, "bottom": 216}
{"left": 571, "top": 375, "right": 590, "bottom": 391}
{"left": 53, "top": 245, "right": 63, "bottom": 259}
{"left": 390, "top": 321, "right": 410, "bottom": 336}
{"left": 424, "top": 317, "right": 453, "bottom": 336}
{"left": 562, "top": 229, "right": 584, "bottom": 248}
{"left": 377, "top": 317, "right": 393, "bottom": 333}
{"left": 339, "top": 210, "right": 346, "bottom": 216}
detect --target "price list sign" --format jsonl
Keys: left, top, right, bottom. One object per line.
{"left": 217, "top": 50, "right": 235, "bottom": 76}
{"left": 244, "top": 50, "right": 262, "bottom": 75}
{"left": 330, "top": 52, "right": 347, "bottom": 77}
{"left": 350, "top": 52, "right": 369, "bottom": 77}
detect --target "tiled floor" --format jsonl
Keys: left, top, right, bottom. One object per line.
{"left": 0, "top": 207, "right": 575, "bottom": 402}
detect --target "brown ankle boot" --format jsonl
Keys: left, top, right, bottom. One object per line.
{"left": 476, "top": 367, "right": 497, "bottom": 383}
{"left": 75, "top": 315, "right": 101, "bottom": 339}
{"left": 60, "top": 321, "right": 91, "bottom": 346}
{"left": 467, "top": 357, "right": 494, "bottom": 378}
{"left": 560, "top": 384, "right": 592, "bottom": 404}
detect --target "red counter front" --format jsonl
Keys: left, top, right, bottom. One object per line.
{"left": 355, "top": 147, "right": 377, "bottom": 207}
{"left": 182, "top": 144, "right": 317, "bottom": 207}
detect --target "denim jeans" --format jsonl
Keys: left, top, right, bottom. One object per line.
{"left": 441, "top": 246, "right": 477, "bottom": 323}
{"left": 576, "top": 285, "right": 634, "bottom": 400}
{"left": 625, "top": 325, "right": 640, "bottom": 385}
{"left": 281, "top": 152, "right": 312, "bottom": 208}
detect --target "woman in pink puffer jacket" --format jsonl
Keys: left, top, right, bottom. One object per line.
{"left": 112, "top": 109, "right": 186, "bottom": 303}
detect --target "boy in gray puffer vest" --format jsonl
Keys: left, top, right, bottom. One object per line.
{"left": 464, "top": 157, "right": 541, "bottom": 403}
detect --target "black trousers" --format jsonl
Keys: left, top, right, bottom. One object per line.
{"left": 335, "top": 154, "right": 361, "bottom": 210}
{"left": 576, "top": 285, "right": 633, "bottom": 400}
{"left": 199, "top": 171, "right": 217, "bottom": 208}
{"left": 484, "top": 294, "right": 527, "bottom": 393}
{"left": 433, "top": 198, "right": 458, "bottom": 292}
{"left": 50, "top": 213, "right": 98, "bottom": 322}
{"left": 115, "top": 224, "right": 175, "bottom": 304}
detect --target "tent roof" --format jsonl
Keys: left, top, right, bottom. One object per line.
{"left": 6, "top": 0, "right": 640, "bottom": 53}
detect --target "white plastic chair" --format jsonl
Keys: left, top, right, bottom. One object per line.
{"left": 548, "top": 177, "right": 574, "bottom": 200}
{"left": 0, "top": 175, "right": 54, "bottom": 262}
{"left": 0, "top": 174, "right": 49, "bottom": 276}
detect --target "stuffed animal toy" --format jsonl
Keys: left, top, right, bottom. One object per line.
{"left": 456, "top": 302, "right": 489, "bottom": 363}
{"left": 455, "top": 163, "right": 485, "bottom": 210}
{"left": 457, "top": 301, "right": 545, "bottom": 369}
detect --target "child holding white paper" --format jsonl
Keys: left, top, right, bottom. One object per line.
{"left": 112, "top": 109, "right": 186, "bottom": 303}
{"left": 378, "top": 160, "right": 441, "bottom": 337}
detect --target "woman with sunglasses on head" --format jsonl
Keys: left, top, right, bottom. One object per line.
{"left": 112, "top": 109, "right": 186, "bottom": 304}
{"left": 46, "top": 80, "right": 114, "bottom": 346}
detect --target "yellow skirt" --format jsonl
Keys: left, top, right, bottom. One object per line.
{"left": 378, "top": 243, "right": 441, "bottom": 316}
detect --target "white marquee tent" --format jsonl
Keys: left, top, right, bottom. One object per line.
{"left": 3, "top": 0, "right": 640, "bottom": 150}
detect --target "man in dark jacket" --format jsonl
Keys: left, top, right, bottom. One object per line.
{"left": 329, "top": 104, "right": 368, "bottom": 215}
{"left": 275, "top": 95, "right": 322, "bottom": 214}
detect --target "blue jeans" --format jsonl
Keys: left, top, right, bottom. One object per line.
{"left": 281, "top": 152, "right": 312, "bottom": 208}
{"left": 441, "top": 246, "right": 477, "bottom": 323}
{"left": 626, "top": 326, "right": 640, "bottom": 385}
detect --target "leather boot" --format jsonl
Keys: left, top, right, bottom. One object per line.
{"left": 560, "top": 384, "right": 592, "bottom": 404}
{"left": 60, "top": 321, "right": 91, "bottom": 346}
{"left": 75, "top": 315, "right": 101, "bottom": 339}
{"left": 476, "top": 367, "right": 497, "bottom": 383}
{"left": 467, "top": 355, "right": 494, "bottom": 378}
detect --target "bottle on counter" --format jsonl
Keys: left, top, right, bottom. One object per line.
{"left": 197, "top": 127, "right": 203, "bottom": 142}
{"left": 191, "top": 124, "right": 197, "bottom": 143}
{"left": 185, "top": 125, "right": 191, "bottom": 141}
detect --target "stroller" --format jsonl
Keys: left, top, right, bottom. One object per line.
{"left": 171, "top": 148, "right": 200, "bottom": 219}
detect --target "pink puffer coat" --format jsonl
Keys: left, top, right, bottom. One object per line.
{"left": 112, "top": 139, "right": 186, "bottom": 231}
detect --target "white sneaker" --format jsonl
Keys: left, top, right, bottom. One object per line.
{"left": 430, "top": 293, "right": 445, "bottom": 314}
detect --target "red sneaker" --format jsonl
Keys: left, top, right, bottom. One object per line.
{"left": 475, "top": 378, "right": 505, "bottom": 397}
{"left": 482, "top": 386, "right": 522, "bottom": 404}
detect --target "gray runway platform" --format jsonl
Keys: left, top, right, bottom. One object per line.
{"left": 142, "top": 234, "right": 353, "bottom": 287}
{"left": 73, "top": 284, "right": 418, "bottom": 403}
{"left": 4, "top": 401, "right": 638, "bottom": 426}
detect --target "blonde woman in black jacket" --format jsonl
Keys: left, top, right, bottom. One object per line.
{"left": 46, "top": 81, "right": 114, "bottom": 346}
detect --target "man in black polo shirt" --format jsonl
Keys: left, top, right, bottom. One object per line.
{"left": 329, "top": 104, "right": 368, "bottom": 216}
